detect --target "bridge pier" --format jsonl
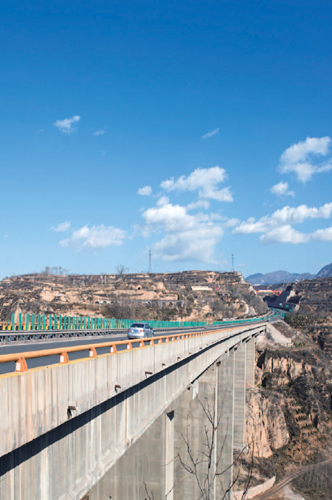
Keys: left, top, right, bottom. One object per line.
{"left": 245, "top": 336, "right": 255, "bottom": 386}
{"left": 234, "top": 341, "right": 246, "bottom": 449}
{"left": 216, "top": 349, "right": 235, "bottom": 500}
{"left": 173, "top": 362, "right": 218, "bottom": 499}
{"left": 173, "top": 351, "right": 236, "bottom": 500}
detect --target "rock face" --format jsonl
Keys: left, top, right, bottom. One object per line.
{"left": 291, "top": 276, "right": 332, "bottom": 317}
{"left": 246, "top": 386, "right": 289, "bottom": 458}
{"left": 238, "top": 319, "right": 332, "bottom": 500}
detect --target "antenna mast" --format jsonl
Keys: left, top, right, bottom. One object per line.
{"left": 231, "top": 254, "right": 234, "bottom": 272}
{"left": 148, "top": 249, "right": 152, "bottom": 274}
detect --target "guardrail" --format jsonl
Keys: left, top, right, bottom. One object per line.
{"left": 0, "top": 313, "right": 277, "bottom": 345}
{"left": 0, "top": 323, "right": 267, "bottom": 374}
{"left": 0, "top": 325, "right": 209, "bottom": 344}
{"left": 1, "top": 310, "right": 276, "bottom": 332}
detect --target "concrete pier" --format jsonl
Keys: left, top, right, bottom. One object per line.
{"left": 173, "top": 363, "right": 218, "bottom": 500}
{"left": 245, "top": 337, "right": 255, "bottom": 386}
{"left": 216, "top": 349, "right": 235, "bottom": 500}
{"left": 233, "top": 341, "right": 246, "bottom": 449}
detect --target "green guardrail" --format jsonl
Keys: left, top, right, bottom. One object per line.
{"left": 3, "top": 311, "right": 276, "bottom": 332}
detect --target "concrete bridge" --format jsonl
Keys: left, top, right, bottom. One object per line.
{"left": 0, "top": 323, "right": 266, "bottom": 500}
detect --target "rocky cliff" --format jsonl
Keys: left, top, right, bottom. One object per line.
{"left": 235, "top": 321, "right": 332, "bottom": 499}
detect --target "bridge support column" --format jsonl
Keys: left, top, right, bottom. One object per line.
{"left": 234, "top": 341, "right": 246, "bottom": 449}
{"left": 245, "top": 336, "right": 255, "bottom": 386}
{"left": 173, "top": 353, "right": 236, "bottom": 500}
{"left": 216, "top": 349, "right": 235, "bottom": 500}
{"left": 173, "top": 363, "right": 218, "bottom": 500}
{"left": 165, "top": 410, "right": 175, "bottom": 500}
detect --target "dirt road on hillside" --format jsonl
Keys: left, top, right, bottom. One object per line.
{"left": 252, "top": 459, "right": 332, "bottom": 499}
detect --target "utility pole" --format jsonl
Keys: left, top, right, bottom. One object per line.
{"left": 148, "top": 249, "right": 152, "bottom": 274}
{"left": 231, "top": 254, "right": 234, "bottom": 272}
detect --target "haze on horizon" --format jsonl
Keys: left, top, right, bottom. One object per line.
{"left": 1, "top": 1, "right": 332, "bottom": 279}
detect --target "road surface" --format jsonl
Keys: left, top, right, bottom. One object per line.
{"left": 0, "top": 317, "right": 277, "bottom": 375}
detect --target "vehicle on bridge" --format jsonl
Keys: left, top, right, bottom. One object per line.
{"left": 127, "top": 323, "right": 154, "bottom": 339}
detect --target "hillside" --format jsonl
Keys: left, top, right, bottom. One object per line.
{"left": 0, "top": 270, "right": 267, "bottom": 323}
{"left": 287, "top": 276, "right": 332, "bottom": 318}
{"left": 234, "top": 285, "right": 332, "bottom": 500}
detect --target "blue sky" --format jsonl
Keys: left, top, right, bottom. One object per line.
{"left": 1, "top": 1, "right": 332, "bottom": 278}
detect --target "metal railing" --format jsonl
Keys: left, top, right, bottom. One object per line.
{"left": 0, "top": 323, "right": 266, "bottom": 374}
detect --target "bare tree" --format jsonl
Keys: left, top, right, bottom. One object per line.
{"left": 144, "top": 481, "right": 155, "bottom": 500}
{"left": 40, "top": 266, "right": 69, "bottom": 275}
{"left": 143, "top": 393, "right": 253, "bottom": 500}
{"left": 115, "top": 264, "right": 129, "bottom": 275}
{"left": 177, "top": 395, "right": 253, "bottom": 500}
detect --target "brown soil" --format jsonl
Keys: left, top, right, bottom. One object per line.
{"left": 238, "top": 316, "right": 332, "bottom": 500}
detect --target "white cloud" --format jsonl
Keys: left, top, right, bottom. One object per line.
{"left": 260, "top": 225, "right": 310, "bottom": 244}
{"left": 161, "top": 166, "right": 233, "bottom": 202}
{"left": 59, "top": 224, "right": 126, "bottom": 250}
{"left": 312, "top": 226, "right": 332, "bottom": 241}
{"left": 138, "top": 185, "right": 152, "bottom": 196}
{"left": 54, "top": 115, "right": 80, "bottom": 134}
{"left": 202, "top": 128, "right": 219, "bottom": 139}
{"left": 186, "top": 200, "right": 210, "bottom": 210}
{"left": 51, "top": 221, "right": 71, "bottom": 232}
{"left": 233, "top": 202, "right": 332, "bottom": 245}
{"left": 270, "top": 181, "right": 295, "bottom": 197}
{"left": 156, "top": 196, "right": 169, "bottom": 206}
{"left": 233, "top": 203, "right": 332, "bottom": 235}
{"left": 222, "top": 218, "right": 240, "bottom": 228}
{"left": 142, "top": 202, "right": 223, "bottom": 262}
{"left": 92, "top": 129, "right": 106, "bottom": 136}
{"left": 279, "top": 136, "right": 332, "bottom": 183}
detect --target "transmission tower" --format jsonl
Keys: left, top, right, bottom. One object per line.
{"left": 231, "top": 254, "right": 234, "bottom": 272}
{"left": 148, "top": 249, "right": 152, "bottom": 274}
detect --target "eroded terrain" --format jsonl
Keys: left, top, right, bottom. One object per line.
{"left": 0, "top": 270, "right": 267, "bottom": 323}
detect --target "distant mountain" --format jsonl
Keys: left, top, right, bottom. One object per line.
{"left": 245, "top": 273, "right": 264, "bottom": 282}
{"left": 317, "top": 262, "right": 332, "bottom": 278}
{"left": 246, "top": 270, "right": 316, "bottom": 286}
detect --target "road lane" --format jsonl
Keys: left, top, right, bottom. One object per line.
{"left": 0, "top": 319, "right": 273, "bottom": 375}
